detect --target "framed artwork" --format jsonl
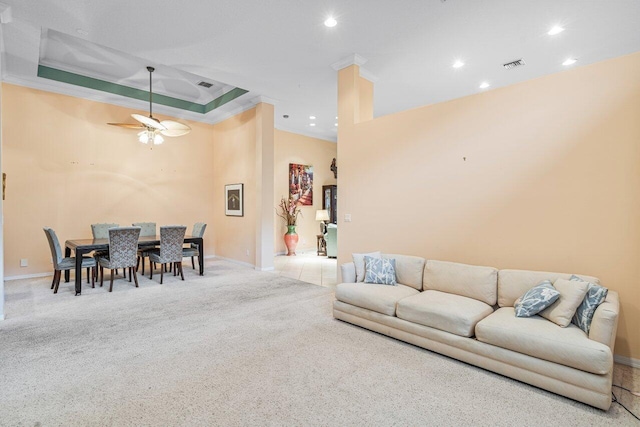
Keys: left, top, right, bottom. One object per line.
{"left": 289, "top": 163, "right": 313, "bottom": 206}
{"left": 225, "top": 184, "right": 244, "bottom": 216}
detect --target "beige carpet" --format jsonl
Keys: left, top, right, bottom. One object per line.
{"left": 0, "top": 260, "right": 636, "bottom": 426}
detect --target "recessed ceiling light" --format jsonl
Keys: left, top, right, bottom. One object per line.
{"left": 335, "top": 123, "right": 338, "bottom": 127}
{"left": 335, "top": 116, "right": 338, "bottom": 119}
{"left": 310, "top": 123, "right": 316, "bottom": 127}
{"left": 562, "top": 58, "right": 577, "bottom": 66}
{"left": 76, "top": 28, "right": 88, "bottom": 36}
{"left": 548, "top": 25, "right": 565, "bottom": 36}
{"left": 324, "top": 17, "right": 337, "bottom": 27}
{"left": 479, "top": 82, "right": 490, "bottom": 89}
{"left": 453, "top": 60, "right": 464, "bottom": 69}
{"left": 309, "top": 115, "right": 316, "bottom": 120}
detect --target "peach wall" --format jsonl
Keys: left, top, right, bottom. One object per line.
{"left": 274, "top": 129, "right": 337, "bottom": 254}
{"left": 2, "top": 83, "right": 217, "bottom": 277}
{"left": 338, "top": 52, "right": 640, "bottom": 360}
{"left": 212, "top": 108, "right": 257, "bottom": 266}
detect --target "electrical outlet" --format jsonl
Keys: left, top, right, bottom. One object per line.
{"left": 246, "top": 249, "right": 250, "bottom": 256}
{"left": 344, "top": 214, "right": 352, "bottom": 222}
{"left": 20, "top": 258, "right": 28, "bottom": 267}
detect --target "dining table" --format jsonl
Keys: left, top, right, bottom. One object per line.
{"left": 64, "top": 235, "right": 204, "bottom": 295}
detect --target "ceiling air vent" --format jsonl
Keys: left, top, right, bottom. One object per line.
{"left": 197, "top": 81, "right": 213, "bottom": 88}
{"left": 503, "top": 59, "right": 525, "bottom": 70}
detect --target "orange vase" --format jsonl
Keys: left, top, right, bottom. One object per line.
{"left": 284, "top": 225, "right": 299, "bottom": 256}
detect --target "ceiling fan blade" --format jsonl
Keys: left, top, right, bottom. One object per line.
{"left": 108, "top": 122, "right": 145, "bottom": 129}
{"left": 160, "top": 120, "right": 191, "bottom": 137}
{"left": 131, "top": 113, "right": 167, "bottom": 130}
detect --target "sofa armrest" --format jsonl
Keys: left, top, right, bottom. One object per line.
{"left": 589, "top": 290, "right": 619, "bottom": 351}
{"left": 341, "top": 262, "right": 356, "bottom": 283}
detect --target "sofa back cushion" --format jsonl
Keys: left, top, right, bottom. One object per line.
{"left": 423, "top": 260, "right": 498, "bottom": 305}
{"left": 382, "top": 254, "right": 426, "bottom": 290}
{"left": 498, "top": 269, "right": 601, "bottom": 308}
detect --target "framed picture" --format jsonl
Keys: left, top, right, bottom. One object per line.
{"left": 225, "top": 184, "right": 244, "bottom": 216}
{"left": 289, "top": 163, "right": 313, "bottom": 206}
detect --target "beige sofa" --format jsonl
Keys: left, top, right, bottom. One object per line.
{"left": 333, "top": 255, "right": 619, "bottom": 410}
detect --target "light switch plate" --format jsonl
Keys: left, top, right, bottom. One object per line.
{"left": 344, "top": 214, "right": 352, "bottom": 222}
{"left": 20, "top": 258, "right": 28, "bottom": 267}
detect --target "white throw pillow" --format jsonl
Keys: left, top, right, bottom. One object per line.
{"left": 539, "top": 278, "right": 589, "bottom": 327}
{"left": 352, "top": 251, "right": 382, "bottom": 282}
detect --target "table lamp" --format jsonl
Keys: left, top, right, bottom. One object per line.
{"left": 315, "top": 209, "right": 330, "bottom": 234}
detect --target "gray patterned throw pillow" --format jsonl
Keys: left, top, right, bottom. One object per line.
{"left": 570, "top": 275, "right": 608, "bottom": 334}
{"left": 514, "top": 280, "right": 560, "bottom": 317}
{"left": 364, "top": 256, "right": 397, "bottom": 286}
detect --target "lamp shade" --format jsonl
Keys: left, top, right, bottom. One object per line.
{"left": 315, "top": 209, "right": 330, "bottom": 221}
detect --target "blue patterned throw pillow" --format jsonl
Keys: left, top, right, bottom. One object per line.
{"left": 514, "top": 280, "right": 560, "bottom": 317}
{"left": 570, "top": 275, "right": 608, "bottom": 334}
{"left": 364, "top": 256, "right": 397, "bottom": 286}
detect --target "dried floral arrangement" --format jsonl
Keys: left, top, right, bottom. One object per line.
{"left": 276, "top": 196, "right": 303, "bottom": 226}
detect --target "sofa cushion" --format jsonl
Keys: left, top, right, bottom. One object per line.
{"left": 514, "top": 280, "right": 559, "bottom": 317}
{"left": 539, "top": 278, "right": 589, "bottom": 327}
{"left": 570, "top": 275, "right": 609, "bottom": 335}
{"left": 475, "top": 307, "right": 612, "bottom": 375}
{"left": 498, "top": 269, "right": 601, "bottom": 308}
{"left": 335, "top": 282, "right": 419, "bottom": 316}
{"left": 352, "top": 251, "right": 381, "bottom": 282}
{"left": 382, "top": 254, "right": 425, "bottom": 290}
{"left": 423, "top": 260, "right": 498, "bottom": 306}
{"left": 396, "top": 290, "right": 494, "bottom": 337}
{"left": 364, "top": 256, "right": 397, "bottom": 285}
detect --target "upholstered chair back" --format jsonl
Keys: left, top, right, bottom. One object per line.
{"left": 158, "top": 226, "right": 187, "bottom": 262}
{"left": 132, "top": 222, "right": 156, "bottom": 237}
{"left": 91, "top": 223, "right": 119, "bottom": 239}
{"left": 107, "top": 227, "right": 141, "bottom": 269}
{"left": 43, "top": 227, "right": 63, "bottom": 268}
{"left": 190, "top": 222, "right": 207, "bottom": 249}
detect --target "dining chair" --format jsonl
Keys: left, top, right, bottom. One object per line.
{"left": 97, "top": 226, "right": 141, "bottom": 292}
{"left": 43, "top": 227, "right": 96, "bottom": 293}
{"left": 182, "top": 222, "right": 207, "bottom": 270}
{"left": 91, "top": 223, "right": 120, "bottom": 277}
{"left": 149, "top": 225, "right": 187, "bottom": 284}
{"left": 132, "top": 222, "right": 156, "bottom": 275}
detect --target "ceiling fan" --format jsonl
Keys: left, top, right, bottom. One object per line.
{"left": 108, "top": 66, "right": 191, "bottom": 144}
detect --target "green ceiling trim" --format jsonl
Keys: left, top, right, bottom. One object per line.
{"left": 204, "top": 87, "right": 249, "bottom": 113}
{"left": 37, "top": 65, "right": 248, "bottom": 114}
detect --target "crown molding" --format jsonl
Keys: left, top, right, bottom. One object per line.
{"left": 331, "top": 53, "right": 368, "bottom": 71}
{"left": 359, "top": 68, "right": 379, "bottom": 83}
{"left": 330, "top": 53, "right": 378, "bottom": 83}
{"left": 2, "top": 73, "right": 259, "bottom": 127}
{"left": 250, "top": 95, "right": 278, "bottom": 106}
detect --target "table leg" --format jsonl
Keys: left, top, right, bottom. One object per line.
{"left": 75, "top": 248, "right": 85, "bottom": 296}
{"left": 64, "top": 246, "right": 71, "bottom": 282}
{"left": 198, "top": 238, "right": 204, "bottom": 275}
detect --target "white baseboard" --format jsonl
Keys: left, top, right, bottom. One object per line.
{"left": 0, "top": 315, "right": 5, "bottom": 321}
{"left": 257, "top": 266, "right": 275, "bottom": 272}
{"left": 4, "top": 272, "right": 53, "bottom": 281}
{"left": 204, "top": 255, "right": 216, "bottom": 259}
{"left": 614, "top": 355, "right": 640, "bottom": 369}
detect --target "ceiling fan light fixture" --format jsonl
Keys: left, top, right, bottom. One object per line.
{"left": 132, "top": 113, "right": 167, "bottom": 130}
{"left": 108, "top": 66, "right": 191, "bottom": 143}
{"left": 138, "top": 129, "right": 164, "bottom": 145}
{"left": 138, "top": 130, "right": 150, "bottom": 144}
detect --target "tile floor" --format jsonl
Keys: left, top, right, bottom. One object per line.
{"left": 273, "top": 251, "right": 337, "bottom": 289}
{"left": 612, "top": 362, "right": 640, "bottom": 417}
